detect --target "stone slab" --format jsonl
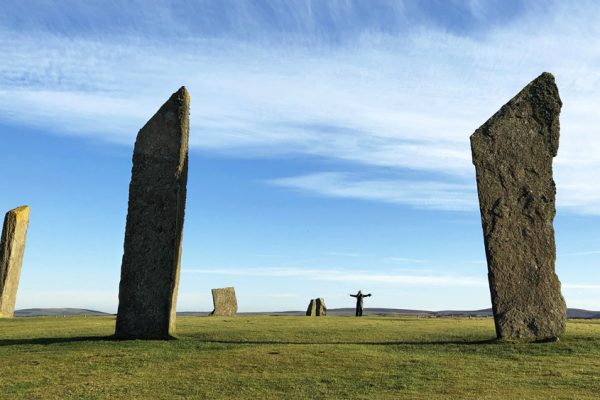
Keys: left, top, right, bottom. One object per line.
{"left": 115, "top": 87, "right": 190, "bottom": 339}
{"left": 210, "top": 287, "right": 237, "bottom": 317}
{"left": 0, "top": 206, "right": 30, "bottom": 318}
{"left": 306, "top": 298, "right": 326, "bottom": 316}
{"left": 470, "top": 72, "right": 567, "bottom": 340}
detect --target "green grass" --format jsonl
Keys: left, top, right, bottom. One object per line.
{"left": 1, "top": 316, "right": 599, "bottom": 399}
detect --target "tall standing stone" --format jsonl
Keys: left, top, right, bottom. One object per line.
{"left": 471, "top": 72, "right": 566, "bottom": 340}
{"left": 115, "top": 87, "right": 190, "bottom": 339}
{"left": 209, "top": 287, "right": 238, "bottom": 317}
{"left": 0, "top": 206, "right": 30, "bottom": 318}
{"left": 306, "top": 298, "right": 326, "bottom": 316}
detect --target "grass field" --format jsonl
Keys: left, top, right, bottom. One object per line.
{"left": 1, "top": 316, "right": 599, "bottom": 399}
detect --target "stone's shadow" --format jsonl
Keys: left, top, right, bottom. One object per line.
{"left": 112, "top": 335, "right": 178, "bottom": 341}
{"left": 0, "top": 335, "right": 116, "bottom": 347}
{"left": 0, "top": 337, "right": 500, "bottom": 347}
{"left": 187, "top": 338, "right": 500, "bottom": 346}
{"left": 4, "top": 336, "right": 564, "bottom": 346}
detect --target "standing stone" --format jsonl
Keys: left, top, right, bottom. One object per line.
{"left": 306, "top": 298, "right": 326, "bottom": 316}
{"left": 115, "top": 87, "right": 190, "bottom": 339}
{"left": 471, "top": 72, "right": 567, "bottom": 340}
{"left": 210, "top": 287, "right": 237, "bottom": 316}
{"left": 0, "top": 206, "right": 30, "bottom": 318}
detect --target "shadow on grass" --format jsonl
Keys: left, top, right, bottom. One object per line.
{"left": 185, "top": 338, "right": 500, "bottom": 346}
{"left": 0, "top": 335, "right": 179, "bottom": 347}
{"left": 0, "top": 336, "right": 116, "bottom": 347}
{"left": 2, "top": 337, "right": 563, "bottom": 347}
{"left": 0, "top": 336, "right": 500, "bottom": 347}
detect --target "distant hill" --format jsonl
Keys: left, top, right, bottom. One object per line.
{"left": 276, "top": 308, "right": 493, "bottom": 317}
{"left": 566, "top": 308, "right": 600, "bottom": 319}
{"left": 15, "top": 308, "right": 111, "bottom": 317}
{"left": 434, "top": 308, "right": 493, "bottom": 317}
{"left": 14, "top": 307, "right": 600, "bottom": 318}
{"left": 181, "top": 307, "right": 600, "bottom": 318}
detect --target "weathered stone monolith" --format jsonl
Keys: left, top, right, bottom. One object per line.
{"left": 306, "top": 298, "right": 326, "bottom": 316}
{"left": 115, "top": 87, "right": 190, "bottom": 339}
{"left": 470, "top": 72, "right": 566, "bottom": 340}
{"left": 210, "top": 287, "right": 237, "bottom": 316}
{"left": 0, "top": 206, "right": 30, "bottom": 318}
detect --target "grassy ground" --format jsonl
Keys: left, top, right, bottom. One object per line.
{"left": 0, "top": 316, "right": 599, "bottom": 399}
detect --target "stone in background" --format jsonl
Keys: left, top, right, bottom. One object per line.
{"left": 0, "top": 206, "right": 30, "bottom": 318}
{"left": 306, "top": 298, "right": 327, "bottom": 316}
{"left": 210, "top": 287, "right": 238, "bottom": 317}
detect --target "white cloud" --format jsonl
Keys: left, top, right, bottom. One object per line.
{"left": 559, "top": 250, "right": 600, "bottom": 257}
{"left": 1, "top": 2, "right": 600, "bottom": 213}
{"left": 384, "top": 257, "right": 430, "bottom": 265}
{"left": 180, "top": 266, "right": 600, "bottom": 312}
{"left": 243, "top": 293, "right": 299, "bottom": 298}
{"left": 563, "top": 284, "right": 600, "bottom": 290}
{"left": 326, "top": 252, "right": 363, "bottom": 257}
{"left": 183, "top": 266, "right": 487, "bottom": 287}
{"left": 268, "top": 172, "right": 477, "bottom": 211}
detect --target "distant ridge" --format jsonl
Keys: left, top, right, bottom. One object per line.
{"left": 14, "top": 308, "right": 600, "bottom": 318}
{"left": 333, "top": 308, "right": 600, "bottom": 319}
{"left": 15, "top": 308, "right": 111, "bottom": 317}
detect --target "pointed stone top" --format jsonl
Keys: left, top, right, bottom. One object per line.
{"left": 171, "top": 86, "right": 190, "bottom": 107}
{"left": 471, "top": 72, "right": 561, "bottom": 157}
{"left": 134, "top": 87, "right": 190, "bottom": 159}
{"left": 537, "top": 71, "right": 555, "bottom": 81}
{"left": 6, "top": 206, "right": 29, "bottom": 220}
{"left": 166, "top": 85, "right": 190, "bottom": 113}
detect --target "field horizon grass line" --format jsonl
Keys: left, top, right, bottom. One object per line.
{"left": 0, "top": 314, "right": 572, "bottom": 346}
{"left": 1, "top": 316, "right": 599, "bottom": 399}
{"left": 0, "top": 335, "right": 504, "bottom": 347}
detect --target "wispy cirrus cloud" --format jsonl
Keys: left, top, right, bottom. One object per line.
{"left": 183, "top": 266, "right": 600, "bottom": 292}
{"left": 2, "top": 1, "right": 600, "bottom": 213}
{"left": 325, "top": 252, "right": 363, "bottom": 258}
{"left": 559, "top": 250, "right": 600, "bottom": 257}
{"left": 267, "top": 172, "right": 477, "bottom": 211}
{"left": 384, "top": 257, "right": 430, "bottom": 265}
{"left": 563, "top": 284, "right": 600, "bottom": 290}
{"left": 183, "top": 266, "right": 487, "bottom": 287}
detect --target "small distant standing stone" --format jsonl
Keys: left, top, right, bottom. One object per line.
{"left": 471, "top": 72, "right": 567, "bottom": 340}
{"left": 306, "top": 298, "right": 327, "bottom": 316}
{"left": 115, "top": 87, "right": 190, "bottom": 339}
{"left": 0, "top": 206, "right": 30, "bottom": 318}
{"left": 210, "top": 287, "right": 238, "bottom": 316}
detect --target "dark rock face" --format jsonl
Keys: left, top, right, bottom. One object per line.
{"left": 210, "top": 287, "right": 238, "bottom": 316}
{"left": 306, "top": 298, "right": 327, "bottom": 316}
{"left": 115, "top": 87, "right": 190, "bottom": 339}
{"left": 0, "top": 206, "right": 30, "bottom": 318}
{"left": 471, "top": 72, "right": 567, "bottom": 340}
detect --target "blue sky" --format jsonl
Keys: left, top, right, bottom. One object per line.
{"left": 2, "top": 0, "right": 600, "bottom": 312}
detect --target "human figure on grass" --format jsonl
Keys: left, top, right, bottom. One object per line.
{"left": 350, "top": 290, "right": 371, "bottom": 317}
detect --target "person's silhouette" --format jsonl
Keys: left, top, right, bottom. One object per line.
{"left": 349, "top": 290, "right": 371, "bottom": 316}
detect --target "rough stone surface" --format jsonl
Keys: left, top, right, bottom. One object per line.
{"left": 115, "top": 87, "right": 190, "bottom": 339}
{"left": 306, "top": 298, "right": 326, "bottom": 316}
{"left": 470, "top": 72, "right": 567, "bottom": 340}
{"left": 210, "top": 287, "right": 238, "bottom": 316}
{"left": 0, "top": 206, "right": 30, "bottom": 318}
